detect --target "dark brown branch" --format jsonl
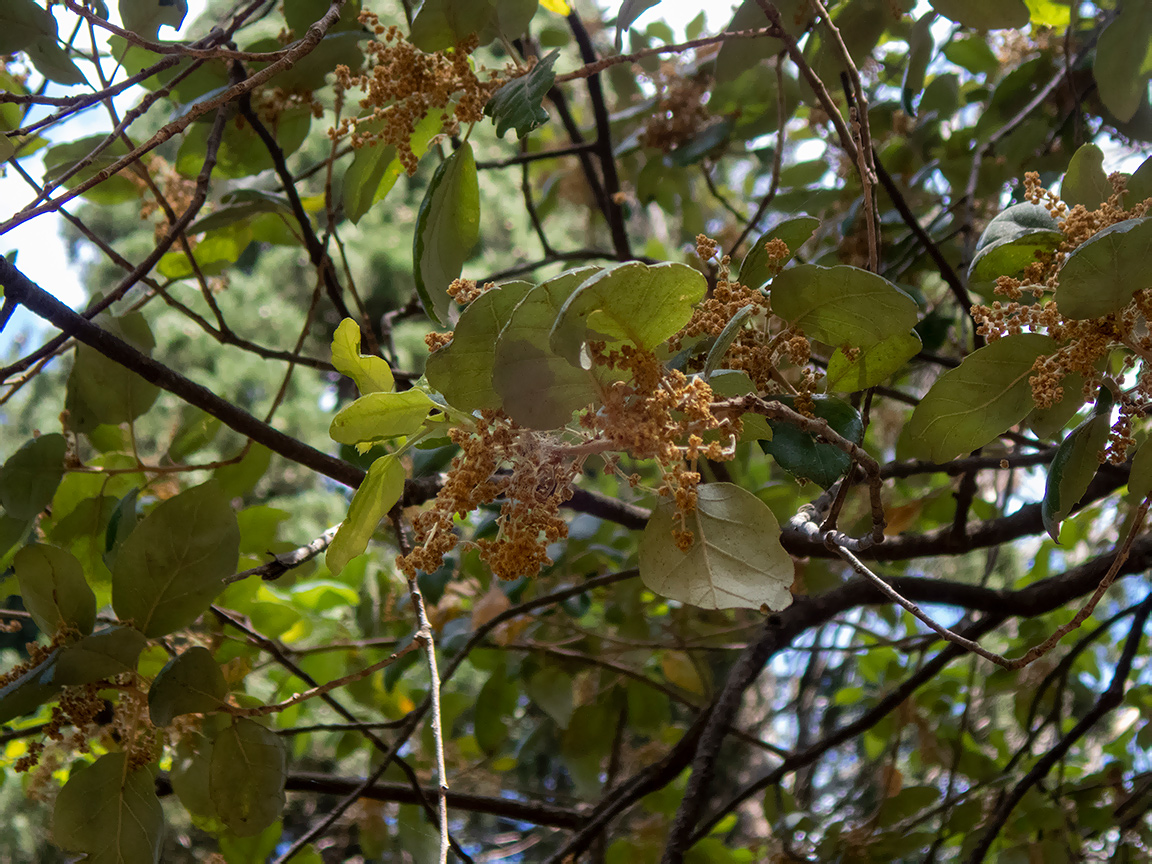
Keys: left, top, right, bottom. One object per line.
{"left": 0, "top": 258, "right": 365, "bottom": 489}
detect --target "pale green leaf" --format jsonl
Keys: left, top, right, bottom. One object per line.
{"left": 550, "top": 261, "right": 707, "bottom": 366}
{"left": 492, "top": 269, "right": 603, "bottom": 428}
{"left": 770, "top": 264, "right": 919, "bottom": 350}
{"left": 14, "top": 545, "right": 95, "bottom": 636}
{"left": 0, "top": 433, "right": 66, "bottom": 520}
{"left": 825, "top": 330, "right": 922, "bottom": 392}
{"left": 210, "top": 718, "right": 286, "bottom": 836}
{"left": 330, "top": 318, "right": 394, "bottom": 395}
{"left": 326, "top": 454, "right": 406, "bottom": 576}
{"left": 639, "top": 483, "right": 793, "bottom": 611}
{"left": 148, "top": 646, "right": 228, "bottom": 726}
{"left": 52, "top": 752, "right": 164, "bottom": 864}
{"left": 112, "top": 481, "right": 240, "bottom": 638}
{"left": 929, "top": 0, "right": 1029, "bottom": 30}
{"left": 425, "top": 281, "right": 535, "bottom": 412}
{"left": 703, "top": 306, "right": 754, "bottom": 380}
{"left": 413, "top": 142, "right": 480, "bottom": 325}
{"left": 1057, "top": 218, "right": 1152, "bottom": 319}
{"left": 736, "top": 216, "right": 818, "bottom": 291}
{"left": 1042, "top": 390, "right": 1112, "bottom": 542}
{"left": 484, "top": 50, "right": 558, "bottom": 138}
{"left": 1061, "top": 144, "right": 1112, "bottom": 210}
{"left": 905, "top": 333, "right": 1057, "bottom": 463}
{"left": 968, "top": 202, "right": 1063, "bottom": 292}
{"left": 328, "top": 390, "right": 435, "bottom": 445}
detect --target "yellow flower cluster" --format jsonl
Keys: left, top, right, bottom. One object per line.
{"left": 329, "top": 12, "right": 514, "bottom": 174}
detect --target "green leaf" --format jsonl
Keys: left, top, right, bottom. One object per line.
{"left": 929, "top": 0, "right": 1029, "bottom": 30}
{"left": 51, "top": 626, "right": 146, "bottom": 685}
{"left": 331, "top": 318, "right": 394, "bottom": 395}
{"left": 0, "top": 135, "right": 14, "bottom": 162}
{"left": 168, "top": 407, "right": 223, "bottom": 463}
{"left": 639, "top": 482, "right": 793, "bottom": 611}
{"left": 707, "top": 371, "right": 773, "bottom": 442}
{"left": 492, "top": 269, "right": 603, "bottom": 428}
{"left": 1028, "top": 372, "right": 1086, "bottom": 439}
{"left": 1057, "top": 218, "right": 1152, "bottom": 319}
{"left": 485, "top": 49, "right": 558, "bottom": 138}
{"left": 902, "top": 12, "right": 936, "bottom": 115}
{"left": 0, "top": 433, "right": 66, "bottom": 520}
{"left": 525, "top": 666, "right": 574, "bottom": 728}
{"left": 149, "top": 646, "right": 228, "bottom": 726}
{"left": 426, "top": 281, "right": 535, "bottom": 412}
{"left": 1061, "top": 143, "right": 1112, "bottom": 210}
{"left": 736, "top": 216, "right": 819, "bottom": 291}
{"left": 14, "top": 544, "right": 96, "bottom": 636}
{"left": 905, "top": 333, "right": 1057, "bottom": 463}
{"left": 118, "top": 0, "right": 188, "bottom": 39}
{"left": 615, "top": 0, "right": 661, "bottom": 48}
{"left": 52, "top": 752, "right": 164, "bottom": 864}
{"left": 1130, "top": 434, "right": 1152, "bottom": 501}
{"left": 410, "top": 0, "right": 537, "bottom": 51}
{"left": 210, "top": 718, "right": 287, "bottom": 837}
{"left": 25, "top": 37, "right": 87, "bottom": 86}
{"left": 170, "top": 735, "right": 216, "bottom": 817}
{"left": 761, "top": 395, "right": 862, "bottom": 488}
{"left": 283, "top": 0, "right": 362, "bottom": 33}
{"left": 0, "top": 652, "right": 61, "bottom": 723}
{"left": 1128, "top": 154, "right": 1152, "bottom": 206}
{"left": 0, "top": 0, "right": 56, "bottom": 54}
{"left": 824, "top": 330, "right": 922, "bottom": 392}
{"left": 65, "top": 312, "right": 160, "bottom": 430}
{"left": 214, "top": 444, "right": 272, "bottom": 499}
{"left": 1042, "top": 389, "right": 1112, "bottom": 542}
{"left": 770, "top": 264, "right": 920, "bottom": 350}
{"left": 328, "top": 390, "right": 436, "bottom": 446}
{"left": 703, "top": 306, "right": 754, "bottom": 380}
{"left": 342, "top": 108, "right": 442, "bottom": 224}
{"left": 714, "top": 0, "right": 809, "bottom": 88}
{"left": 326, "top": 454, "right": 406, "bottom": 576}
{"left": 413, "top": 142, "right": 480, "bottom": 326}
{"left": 267, "top": 30, "right": 368, "bottom": 91}
{"left": 968, "top": 202, "right": 1064, "bottom": 291}
{"left": 942, "top": 34, "right": 1000, "bottom": 77}
{"left": 112, "top": 481, "right": 240, "bottom": 638}
{"left": 158, "top": 224, "right": 253, "bottom": 280}
{"left": 550, "top": 262, "right": 707, "bottom": 366}
{"left": 474, "top": 667, "right": 516, "bottom": 754}
{"left": 1093, "top": 2, "right": 1152, "bottom": 123}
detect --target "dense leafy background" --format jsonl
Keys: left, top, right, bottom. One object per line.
{"left": 1, "top": 0, "right": 1152, "bottom": 862}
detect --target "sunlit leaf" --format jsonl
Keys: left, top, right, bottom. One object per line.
{"left": 640, "top": 483, "right": 792, "bottom": 611}
{"left": 825, "top": 330, "right": 922, "bottom": 392}
{"left": 331, "top": 318, "right": 394, "bottom": 395}
{"left": 550, "top": 262, "right": 707, "bottom": 366}
{"left": 413, "top": 142, "right": 480, "bottom": 325}
{"left": 326, "top": 454, "right": 406, "bottom": 576}
{"left": 905, "top": 333, "right": 1056, "bottom": 463}
{"left": 329, "top": 390, "right": 436, "bottom": 445}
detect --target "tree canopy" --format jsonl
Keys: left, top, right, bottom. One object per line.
{"left": 2, "top": 0, "right": 1152, "bottom": 862}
